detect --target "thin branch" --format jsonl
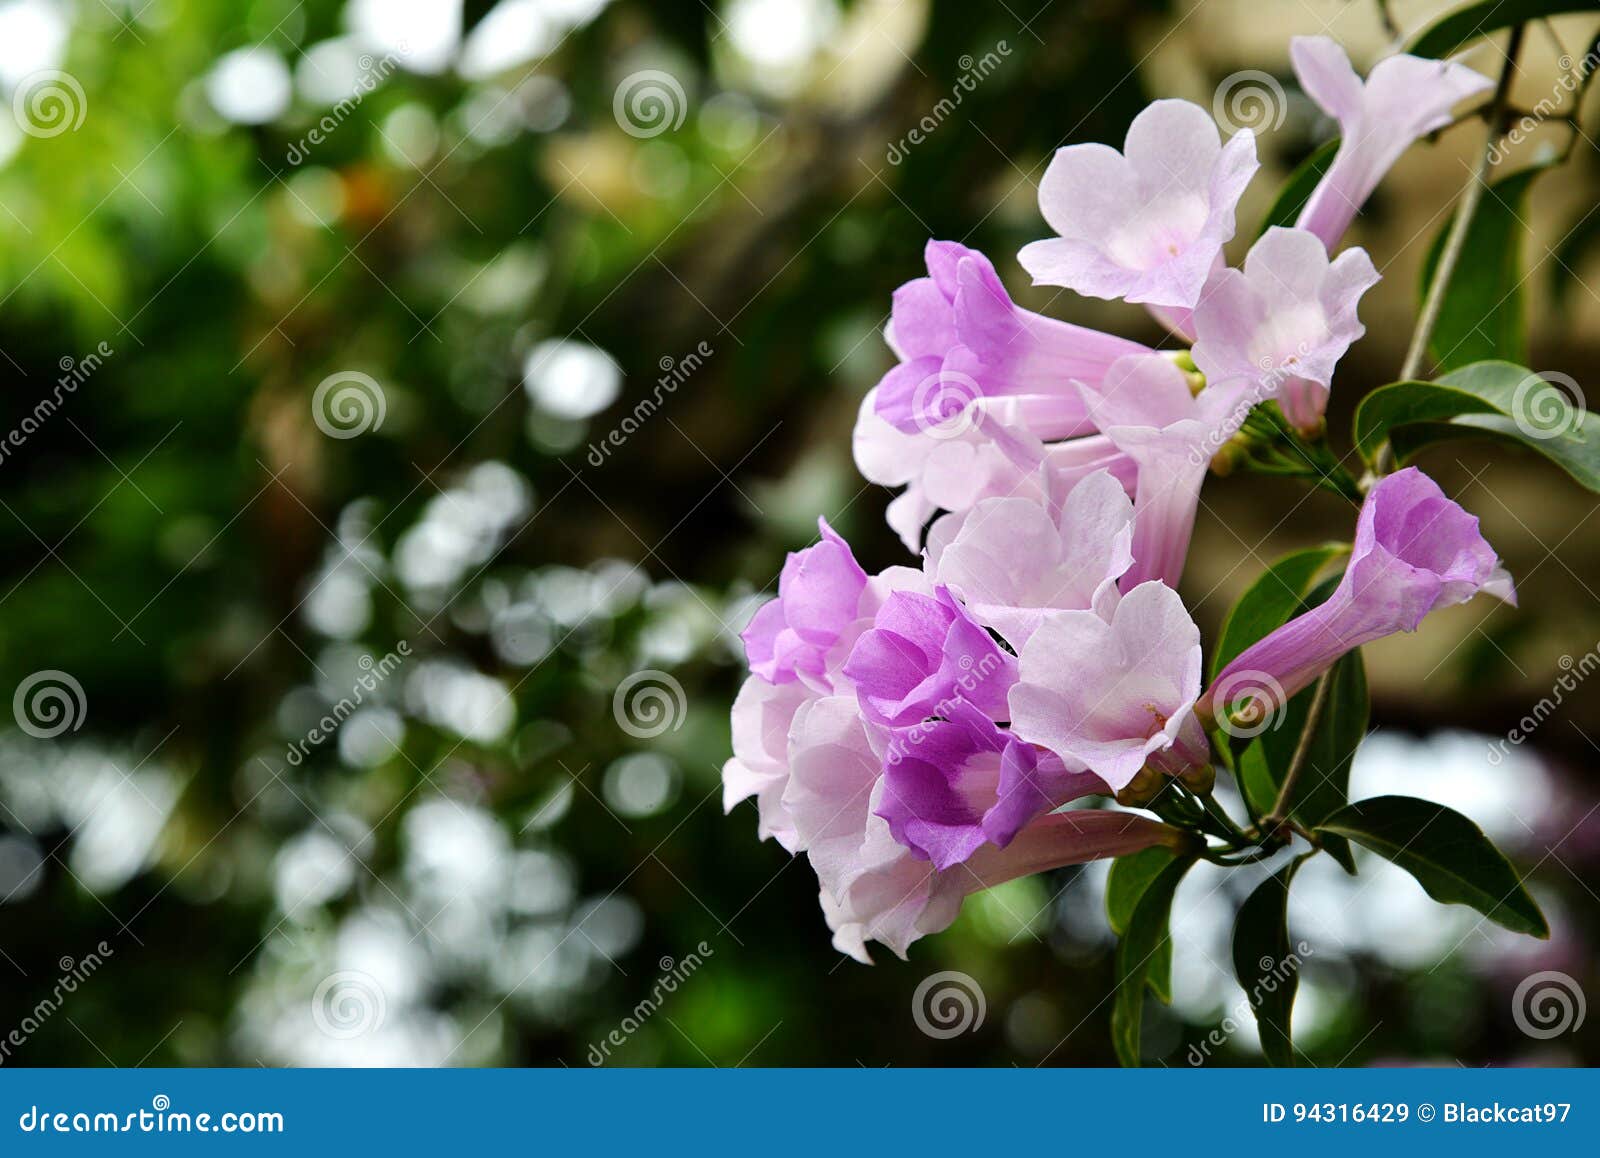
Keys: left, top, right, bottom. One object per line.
{"left": 1261, "top": 670, "right": 1335, "bottom": 833}
{"left": 1376, "top": 24, "right": 1526, "bottom": 475}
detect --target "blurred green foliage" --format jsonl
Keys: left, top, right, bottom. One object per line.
{"left": 0, "top": 0, "right": 1594, "bottom": 1067}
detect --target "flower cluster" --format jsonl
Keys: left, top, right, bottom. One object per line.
{"left": 724, "top": 38, "right": 1513, "bottom": 963}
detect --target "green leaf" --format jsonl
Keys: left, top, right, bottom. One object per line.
{"left": 1418, "top": 166, "right": 1544, "bottom": 372}
{"left": 1256, "top": 138, "right": 1340, "bottom": 237}
{"left": 1231, "top": 858, "right": 1309, "bottom": 1066}
{"left": 1210, "top": 544, "right": 1349, "bottom": 681}
{"left": 1106, "top": 845, "right": 1176, "bottom": 935}
{"left": 1406, "top": 0, "right": 1600, "bottom": 59}
{"left": 1551, "top": 202, "right": 1600, "bottom": 315}
{"left": 1111, "top": 854, "right": 1195, "bottom": 1066}
{"left": 1106, "top": 846, "right": 1178, "bottom": 1002}
{"left": 1318, "top": 795, "right": 1549, "bottom": 937}
{"left": 1352, "top": 360, "right": 1597, "bottom": 491}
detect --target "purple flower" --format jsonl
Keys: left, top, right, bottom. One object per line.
{"left": 876, "top": 240, "right": 1152, "bottom": 441}
{"left": 725, "top": 561, "right": 936, "bottom": 846}
{"left": 1009, "top": 581, "right": 1209, "bottom": 791}
{"left": 1202, "top": 468, "right": 1516, "bottom": 717}
{"left": 1019, "top": 99, "right": 1258, "bottom": 309}
{"left": 1191, "top": 226, "right": 1380, "bottom": 433}
{"left": 781, "top": 695, "right": 1184, "bottom": 962}
{"left": 842, "top": 585, "right": 1017, "bottom": 727}
{"left": 722, "top": 675, "right": 812, "bottom": 852}
{"left": 877, "top": 701, "right": 1109, "bottom": 870}
{"left": 1077, "top": 354, "right": 1249, "bottom": 588}
{"left": 924, "top": 468, "right": 1135, "bottom": 648}
{"left": 1291, "top": 36, "right": 1493, "bottom": 250}
{"left": 854, "top": 388, "right": 1055, "bottom": 551}
{"left": 740, "top": 518, "right": 868, "bottom": 688}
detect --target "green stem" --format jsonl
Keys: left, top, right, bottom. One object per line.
{"left": 1375, "top": 23, "right": 1525, "bottom": 476}
{"left": 1190, "top": 786, "right": 1253, "bottom": 846}
{"left": 1260, "top": 670, "right": 1335, "bottom": 835}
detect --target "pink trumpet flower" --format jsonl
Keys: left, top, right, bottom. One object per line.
{"left": 1009, "top": 580, "right": 1210, "bottom": 791}
{"left": 1291, "top": 35, "right": 1493, "bottom": 251}
{"left": 1201, "top": 468, "right": 1515, "bottom": 719}
{"left": 876, "top": 240, "right": 1152, "bottom": 441}
{"left": 1020, "top": 99, "right": 1258, "bottom": 310}
{"left": 1191, "top": 226, "right": 1380, "bottom": 434}
{"left": 923, "top": 468, "right": 1135, "bottom": 648}
{"left": 1077, "top": 354, "right": 1249, "bottom": 589}
{"left": 784, "top": 695, "right": 1185, "bottom": 962}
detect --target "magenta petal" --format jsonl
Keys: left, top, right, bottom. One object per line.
{"left": 844, "top": 587, "right": 1016, "bottom": 727}
{"left": 878, "top": 702, "right": 1109, "bottom": 870}
{"left": 742, "top": 518, "right": 867, "bottom": 684}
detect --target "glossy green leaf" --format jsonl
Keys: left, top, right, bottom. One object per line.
{"left": 1406, "top": 0, "right": 1600, "bottom": 58}
{"left": 1256, "top": 138, "right": 1340, "bottom": 237}
{"left": 1232, "top": 858, "right": 1309, "bottom": 1066}
{"left": 1210, "top": 544, "right": 1349, "bottom": 681}
{"left": 1418, "top": 166, "right": 1544, "bottom": 372}
{"left": 1552, "top": 202, "right": 1600, "bottom": 315}
{"left": 1318, "top": 795, "right": 1549, "bottom": 937}
{"left": 1111, "top": 854, "right": 1195, "bottom": 1067}
{"left": 1106, "top": 846, "right": 1178, "bottom": 1002}
{"left": 1352, "top": 360, "right": 1597, "bottom": 490}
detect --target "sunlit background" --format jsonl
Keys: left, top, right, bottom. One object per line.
{"left": 0, "top": 0, "right": 1596, "bottom": 1066}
